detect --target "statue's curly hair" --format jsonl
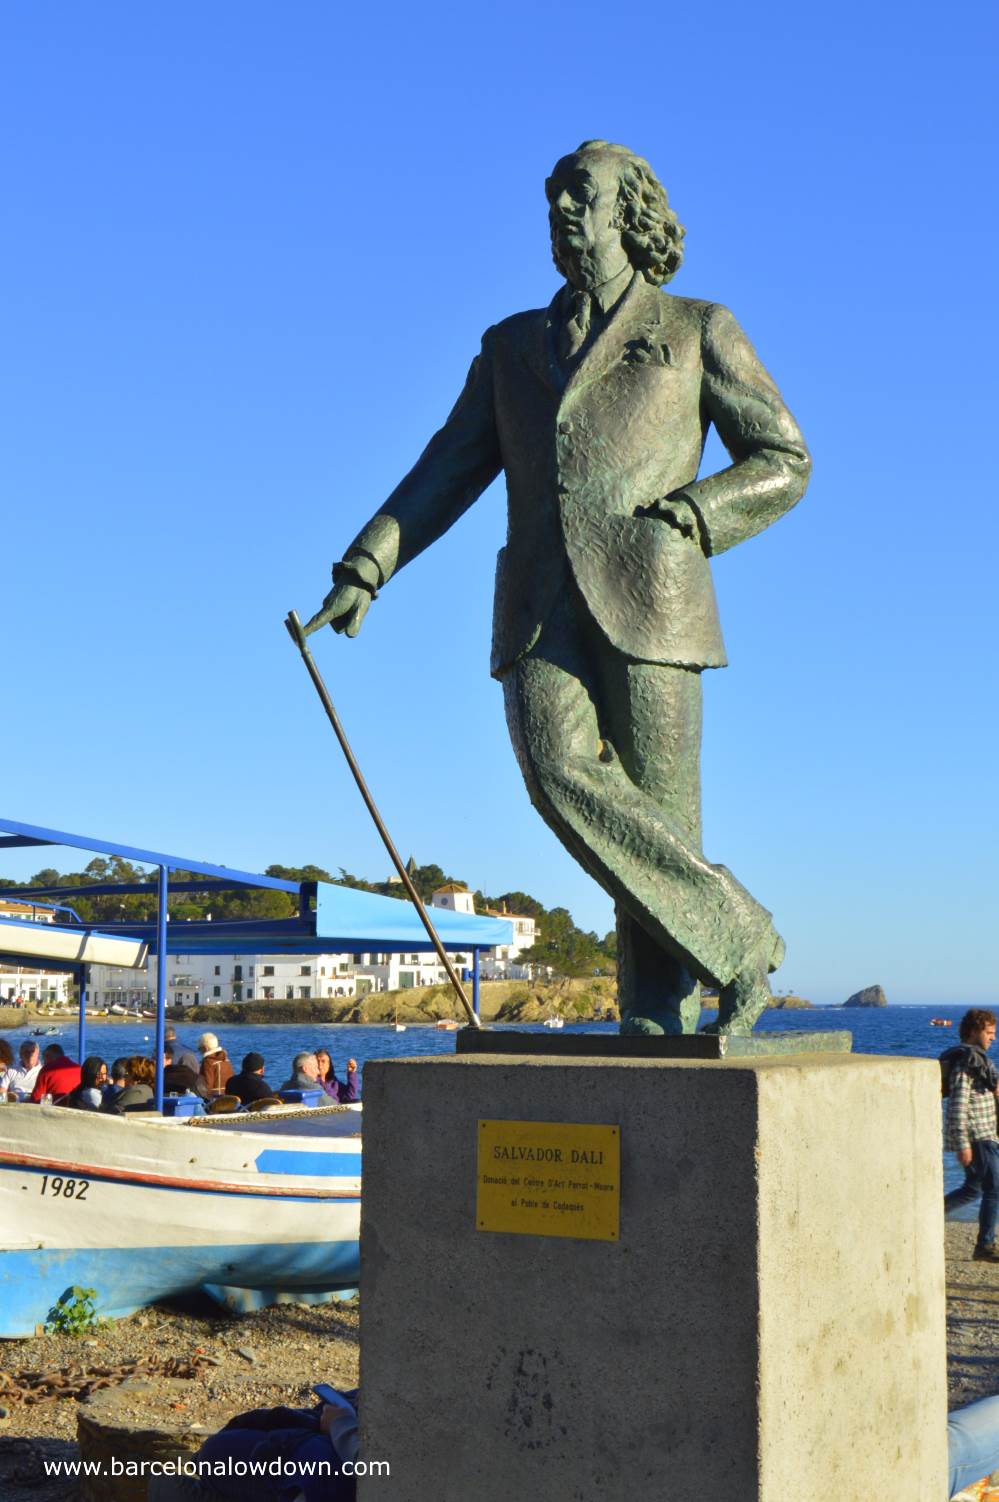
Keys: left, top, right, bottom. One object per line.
{"left": 551, "top": 140, "right": 685, "bottom": 287}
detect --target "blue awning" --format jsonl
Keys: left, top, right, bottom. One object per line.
{"left": 312, "top": 882, "right": 509, "bottom": 948}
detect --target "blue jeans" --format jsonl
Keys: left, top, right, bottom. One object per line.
{"left": 944, "top": 1139, "right": 999, "bottom": 1247}
{"left": 949, "top": 1392, "right": 999, "bottom": 1496}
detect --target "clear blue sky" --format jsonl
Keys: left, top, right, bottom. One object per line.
{"left": 2, "top": 2, "right": 996, "bottom": 1004}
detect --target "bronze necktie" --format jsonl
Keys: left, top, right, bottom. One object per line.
{"left": 560, "top": 288, "right": 592, "bottom": 366}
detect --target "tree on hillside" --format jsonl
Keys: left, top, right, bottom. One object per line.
{"left": 519, "top": 906, "right": 605, "bottom": 978}
{"left": 475, "top": 888, "right": 546, "bottom": 920}
{"left": 331, "top": 868, "right": 375, "bottom": 892}
{"left": 402, "top": 863, "right": 454, "bottom": 900}
{"left": 53, "top": 857, "right": 157, "bottom": 924}
{"left": 264, "top": 863, "right": 336, "bottom": 885}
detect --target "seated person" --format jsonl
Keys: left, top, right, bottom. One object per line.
{"left": 280, "top": 1051, "right": 322, "bottom": 1093}
{"left": 163, "top": 1040, "right": 200, "bottom": 1095}
{"left": 148, "top": 1385, "right": 358, "bottom": 1502}
{"left": 0, "top": 1038, "right": 16, "bottom": 1091}
{"left": 7, "top": 1038, "right": 42, "bottom": 1097}
{"left": 164, "top": 1025, "right": 200, "bottom": 1074}
{"left": 61, "top": 1056, "right": 109, "bottom": 1111}
{"left": 196, "top": 1031, "right": 234, "bottom": 1098}
{"left": 949, "top": 1391, "right": 999, "bottom": 1496}
{"left": 228, "top": 1052, "right": 275, "bottom": 1105}
{"left": 105, "top": 1054, "right": 155, "bottom": 1112}
{"left": 315, "top": 1047, "right": 359, "bottom": 1104}
{"left": 105, "top": 1057, "right": 129, "bottom": 1103}
{"left": 30, "top": 1043, "right": 82, "bottom": 1103}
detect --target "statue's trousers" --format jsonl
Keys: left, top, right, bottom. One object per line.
{"left": 502, "top": 586, "right": 778, "bottom": 1026}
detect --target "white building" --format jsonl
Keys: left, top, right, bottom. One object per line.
{"left": 430, "top": 883, "right": 476, "bottom": 917}
{"left": 431, "top": 886, "right": 537, "bottom": 981}
{"left": 0, "top": 898, "right": 73, "bottom": 1006}
{"left": 90, "top": 951, "right": 360, "bottom": 1009}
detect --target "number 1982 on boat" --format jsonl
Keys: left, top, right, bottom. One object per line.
{"left": 39, "top": 1175, "right": 90, "bottom": 1200}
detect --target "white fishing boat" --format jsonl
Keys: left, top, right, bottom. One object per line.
{"left": 0, "top": 1100, "right": 362, "bottom": 1337}
{"left": 0, "top": 815, "right": 514, "bottom": 1334}
{"left": 542, "top": 1015, "right": 565, "bottom": 1029}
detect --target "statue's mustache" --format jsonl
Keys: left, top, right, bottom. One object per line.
{"left": 551, "top": 213, "right": 585, "bottom": 241}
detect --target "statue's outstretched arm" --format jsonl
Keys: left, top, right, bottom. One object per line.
{"left": 308, "top": 331, "right": 502, "bottom": 637}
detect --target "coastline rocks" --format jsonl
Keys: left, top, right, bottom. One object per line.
{"left": 699, "top": 992, "right": 813, "bottom": 1010}
{"left": 844, "top": 985, "right": 887, "bottom": 1008}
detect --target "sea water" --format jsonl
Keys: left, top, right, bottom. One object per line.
{"left": 5, "top": 1004, "right": 976, "bottom": 1207}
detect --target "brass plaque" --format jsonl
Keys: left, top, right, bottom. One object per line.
{"left": 476, "top": 1119, "right": 620, "bottom": 1241}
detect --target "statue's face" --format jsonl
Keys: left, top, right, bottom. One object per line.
{"left": 547, "top": 151, "right": 629, "bottom": 290}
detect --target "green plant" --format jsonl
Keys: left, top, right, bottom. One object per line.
{"left": 45, "top": 1285, "right": 106, "bottom": 1335}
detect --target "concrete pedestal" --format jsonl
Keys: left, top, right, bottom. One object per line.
{"left": 358, "top": 1053, "right": 947, "bottom": 1501}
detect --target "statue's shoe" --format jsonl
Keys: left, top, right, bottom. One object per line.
{"left": 700, "top": 990, "right": 767, "bottom": 1036}
{"left": 702, "top": 937, "right": 775, "bottom": 1035}
{"left": 619, "top": 1015, "right": 666, "bottom": 1036}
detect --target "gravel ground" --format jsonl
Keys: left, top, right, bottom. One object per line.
{"left": 2, "top": 1231, "right": 998, "bottom": 1499}
{"left": 947, "top": 1222, "right": 999, "bottom": 1408}
{"left": 0, "top": 1292, "right": 359, "bottom": 1500}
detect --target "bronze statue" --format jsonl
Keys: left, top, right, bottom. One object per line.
{"left": 308, "top": 140, "right": 811, "bottom": 1034}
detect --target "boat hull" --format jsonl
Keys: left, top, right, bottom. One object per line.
{"left": 0, "top": 1105, "right": 361, "bottom": 1336}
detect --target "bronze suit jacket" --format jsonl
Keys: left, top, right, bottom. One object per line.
{"left": 344, "top": 275, "right": 811, "bottom": 678}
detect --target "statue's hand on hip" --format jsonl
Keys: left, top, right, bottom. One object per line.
{"left": 305, "top": 578, "right": 372, "bottom": 639}
{"left": 639, "top": 494, "right": 705, "bottom": 548}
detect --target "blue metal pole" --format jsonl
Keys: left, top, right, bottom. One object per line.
{"left": 155, "top": 865, "right": 168, "bottom": 1112}
{"left": 77, "top": 964, "right": 87, "bottom": 1062}
{"left": 472, "top": 948, "right": 480, "bottom": 1018}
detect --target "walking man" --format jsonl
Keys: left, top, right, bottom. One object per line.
{"left": 944, "top": 1009, "right": 999, "bottom": 1262}
{"left": 307, "top": 139, "right": 811, "bottom": 1035}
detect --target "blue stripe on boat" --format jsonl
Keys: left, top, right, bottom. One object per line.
{"left": 255, "top": 1149, "right": 363, "bottom": 1177}
{"left": 0, "top": 1240, "right": 361, "bottom": 1338}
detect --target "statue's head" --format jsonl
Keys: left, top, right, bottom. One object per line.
{"left": 546, "top": 140, "right": 685, "bottom": 291}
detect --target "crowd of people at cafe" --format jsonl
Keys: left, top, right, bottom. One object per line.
{"left": 0, "top": 1027, "right": 358, "bottom": 1113}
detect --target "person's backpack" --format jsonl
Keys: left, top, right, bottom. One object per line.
{"left": 940, "top": 1045, "right": 962, "bottom": 1097}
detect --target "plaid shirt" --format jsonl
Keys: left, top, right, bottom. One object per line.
{"left": 946, "top": 1067, "right": 999, "bottom": 1152}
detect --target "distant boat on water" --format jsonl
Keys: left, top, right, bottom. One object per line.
{"left": 930, "top": 1018, "right": 953, "bottom": 1027}
{"left": 542, "top": 1016, "right": 564, "bottom": 1030}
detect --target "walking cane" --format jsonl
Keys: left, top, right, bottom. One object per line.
{"left": 284, "top": 609, "right": 482, "bottom": 1029}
